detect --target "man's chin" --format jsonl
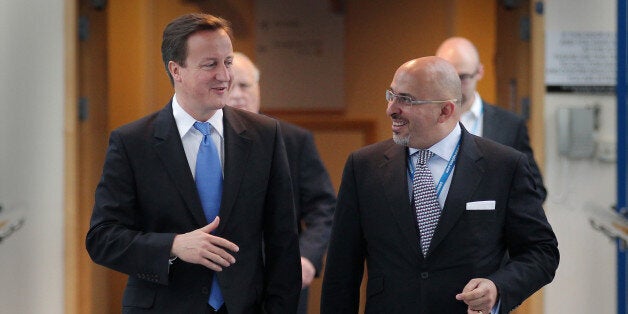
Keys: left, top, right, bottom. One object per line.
{"left": 392, "top": 134, "right": 409, "bottom": 147}
{"left": 228, "top": 103, "right": 247, "bottom": 111}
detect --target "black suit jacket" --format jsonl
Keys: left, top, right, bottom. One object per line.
{"left": 278, "top": 120, "right": 335, "bottom": 273}
{"left": 321, "top": 126, "right": 559, "bottom": 314}
{"left": 482, "top": 101, "right": 547, "bottom": 201}
{"left": 86, "top": 103, "right": 301, "bottom": 314}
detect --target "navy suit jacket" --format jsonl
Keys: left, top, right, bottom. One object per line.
{"left": 278, "top": 120, "right": 335, "bottom": 273}
{"left": 321, "top": 126, "right": 559, "bottom": 314}
{"left": 86, "top": 103, "right": 301, "bottom": 314}
{"left": 482, "top": 101, "right": 547, "bottom": 201}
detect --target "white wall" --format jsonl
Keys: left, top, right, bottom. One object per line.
{"left": 544, "top": 0, "right": 617, "bottom": 313}
{"left": 0, "top": 1, "right": 65, "bottom": 313}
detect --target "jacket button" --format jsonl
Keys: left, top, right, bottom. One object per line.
{"left": 420, "top": 272, "right": 429, "bottom": 279}
{"left": 201, "top": 287, "right": 209, "bottom": 294}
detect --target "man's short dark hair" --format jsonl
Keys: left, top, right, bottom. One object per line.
{"left": 161, "top": 13, "right": 232, "bottom": 84}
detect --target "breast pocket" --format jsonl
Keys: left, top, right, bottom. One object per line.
{"left": 462, "top": 209, "right": 497, "bottom": 222}
{"left": 457, "top": 209, "right": 500, "bottom": 249}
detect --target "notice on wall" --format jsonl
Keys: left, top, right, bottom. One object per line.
{"left": 545, "top": 31, "right": 616, "bottom": 93}
{"left": 256, "top": 0, "right": 344, "bottom": 111}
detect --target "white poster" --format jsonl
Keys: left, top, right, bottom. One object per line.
{"left": 545, "top": 31, "right": 616, "bottom": 87}
{"left": 256, "top": 0, "right": 344, "bottom": 111}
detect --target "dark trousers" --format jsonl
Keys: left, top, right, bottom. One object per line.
{"left": 297, "top": 287, "right": 309, "bottom": 314}
{"left": 207, "top": 291, "right": 306, "bottom": 314}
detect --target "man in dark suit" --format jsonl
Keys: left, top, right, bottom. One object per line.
{"left": 436, "top": 37, "right": 547, "bottom": 201}
{"left": 228, "top": 52, "right": 336, "bottom": 314}
{"left": 86, "top": 14, "right": 301, "bottom": 314}
{"left": 321, "top": 56, "right": 559, "bottom": 313}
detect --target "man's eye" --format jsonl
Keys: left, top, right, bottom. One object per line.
{"left": 400, "top": 96, "right": 412, "bottom": 104}
{"left": 239, "top": 83, "right": 250, "bottom": 89}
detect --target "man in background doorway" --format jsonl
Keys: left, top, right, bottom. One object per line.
{"left": 436, "top": 37, "right": 547, "bottom": 201}
{"left": 228, "top": 52, "right": 337, "bottom": 314}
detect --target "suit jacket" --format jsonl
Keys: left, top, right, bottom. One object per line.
{"left": 86, "top": 103, "right": 301, "bottom": 314}
{"left": 278, "top": 120, "right": 335, "bottom": 274}
{"left": 321, "top": 126, "right": 559, "bottom": 314}
{"left": 482, "top": 101, "right": 547, "bottom": 201}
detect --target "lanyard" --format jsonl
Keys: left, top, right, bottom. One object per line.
{"left": 408, "top": 139, "right": 461, "bottom": 198}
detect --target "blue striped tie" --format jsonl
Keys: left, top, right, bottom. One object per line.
{"left": 193, "top": 121, "right": 224, "bottom": 310}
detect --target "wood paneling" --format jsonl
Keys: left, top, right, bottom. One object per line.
{"left": 64, "top": 0, "right": 78, "bottom": 313}
{"left": 71, "top": 0, "right": 111, "bottom": 313}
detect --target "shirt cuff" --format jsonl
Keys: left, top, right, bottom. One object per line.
{"left": 490, "top": 297, "right": 501, "bottom": 314}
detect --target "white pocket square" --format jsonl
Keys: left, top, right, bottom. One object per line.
{"left": 466, "top": 200, "right": 496, "bottom": 210}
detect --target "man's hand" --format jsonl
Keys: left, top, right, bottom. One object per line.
{"left": 171, "top": 217, "right": 239, "bottom": 271}
{"left": 301, "top": 257, "right": 316, "bottom": 288}
{"left": 455, "top": 278, "right": 498, "bottom": 314}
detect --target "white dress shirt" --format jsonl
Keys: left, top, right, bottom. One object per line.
{"left": 460, "top": 91, "right": 484, "bottom": 136}
{"left": 172, "top": 94, "right": 224, "bottom": 177}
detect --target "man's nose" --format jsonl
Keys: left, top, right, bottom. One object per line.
{"left": 386, "top": 100, "right": 401, "bottom": 116}
{"left": 230, "top": 86, "right": 242, "bottom": 97}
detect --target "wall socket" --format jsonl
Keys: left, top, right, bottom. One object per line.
{"left": 596, "top": 140, "right": 616, "bottom": 163}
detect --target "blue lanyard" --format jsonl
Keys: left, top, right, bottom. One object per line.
{"left": 408, "top": 139, "right": 461, "bottom": 198}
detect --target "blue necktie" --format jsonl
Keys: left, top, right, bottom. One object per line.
{"left": 193, "top": 121, "right": 224, "bottom": 310}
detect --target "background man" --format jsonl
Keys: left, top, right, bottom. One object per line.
{"left": 436, "top": 36, "right": 547, "bottom": 201}
{"left": 321, "top": 56, "right": 559, "bottom": 313}
{"left": 228, "top": 52, "right": 336, "bottom": 314}
{"left": 86, "top": 13, "right": 301, "bottom": 313}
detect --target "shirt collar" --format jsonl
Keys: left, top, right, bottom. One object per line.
{"left": 172, "top": 94, "right": 224, "bottom": 139}
{"left": 408, "top": 123, "right": 462, "bottom": 161}
{"left": 468, "top": 91, "right": 483, "bottom": 119}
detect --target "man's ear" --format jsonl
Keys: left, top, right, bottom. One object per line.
{"left": 475, "top": 63, "right": 485, "bottom": 81}
{"left": 437, "top": 101, "right": 456, "bottom": 123}
{"left": 168, "top": 61, "right": 181, "bottom": 82}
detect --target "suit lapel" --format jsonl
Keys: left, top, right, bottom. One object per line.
{"left": 428, "top": 129, "right": 484, "bottom": 255}
{"left": 380, "top": 141, "right": 424, "bottom": 260}
{"left": 152, "top": 102, "right": 208, "bottom": 227}
{"left": 217, "top": 107, "right": 251, "bottom": 233}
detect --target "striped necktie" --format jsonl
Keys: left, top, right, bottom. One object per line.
{"left": 412, "top": 149, "right": 441, "bottom": 256}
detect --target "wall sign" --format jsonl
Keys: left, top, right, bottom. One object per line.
{"left": 256, "top": 0, "right": 345, "bottom": 111}
{"left": 546, "top": 31, "right": 616, "bottom": 93}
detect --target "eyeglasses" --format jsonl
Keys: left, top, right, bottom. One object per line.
{"left": 386, "top": 89, "right": 458, "bottom": 107}
{"left": 459, "top": 70, "right": 479, "bottom": 82}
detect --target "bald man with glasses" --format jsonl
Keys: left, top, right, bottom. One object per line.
{"left": 436, "top": 37, "right": 547, "bottom": 201}
{"left": 321, "top": 56, "right": 558, "bottom": 314}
